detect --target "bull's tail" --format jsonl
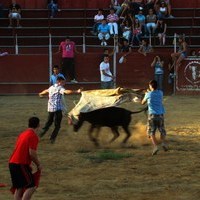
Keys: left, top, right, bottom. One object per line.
{"left": 130, "top": 106, "right": 148, "bottom": 114}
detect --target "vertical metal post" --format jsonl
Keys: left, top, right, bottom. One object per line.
{"left": 83, "top": 32, "right": 86, "bottom": 53}
{"left": 15, "top": 34, "right": 18, "bottom": 55}
{"left": 49, "top": 33, "right": 53, "bottom": 84}
{"left": 113, "top": 37, "right": 117, "bottom": 88}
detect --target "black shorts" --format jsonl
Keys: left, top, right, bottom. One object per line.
{"left": 9, "top": 163, "right": 35, "bottom": 189}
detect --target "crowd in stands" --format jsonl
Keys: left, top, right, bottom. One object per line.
{"left": 91, "top": 0, "right": 174, "bottom": 47}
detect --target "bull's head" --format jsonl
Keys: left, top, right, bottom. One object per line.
{"left": 73, "top": 115, "right": 84, "bottom": 132}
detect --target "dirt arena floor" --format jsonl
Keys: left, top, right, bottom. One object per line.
{"left": 0, "top": 95, "right": 200, "bottom": 200}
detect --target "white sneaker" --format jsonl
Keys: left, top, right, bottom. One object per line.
{"left": 101, "top": 42, "right": 104, "bottom": 46}
{"left": 103, "top": 41, "right": 107, "bottom": 46}
{"left": 152, "top": 146, "right": 159, "bottom": 156}
{"left": 70, "top": 79, "right": 78, "bottom": 83}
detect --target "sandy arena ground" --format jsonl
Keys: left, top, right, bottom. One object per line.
{"left": 0, "top": 95, "right": 200, "bottom": 200}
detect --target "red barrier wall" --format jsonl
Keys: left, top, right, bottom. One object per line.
{"left": 1, "top": 0, "right": 199, "bottom": 9}
{"left": 0, "top": 52, "right": 173, "bottom": 95}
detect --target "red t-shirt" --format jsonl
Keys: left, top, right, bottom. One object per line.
{"left": 59, "top": 41, "right": 75, "bottom": 58}
{"left": 9, "top": 129, "right": 39, "bottom": 165}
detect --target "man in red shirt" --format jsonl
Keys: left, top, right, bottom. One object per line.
{"left": 9, "top": 117, "right": 41, "bottom": 200}
{"left": 58, "top": 36, "right": 78, "bottom": 83}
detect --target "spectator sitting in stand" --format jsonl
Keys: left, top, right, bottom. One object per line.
{"left": 110, "top": 0, "right": 122, "bottom": 16}
{"left": 50, "top": 65, "right": 66, "bottom": 85}
{"left": 157, "top": 1, "right": 168, "bottom": 19}
{"left": 119, "top": 0, "right": 130, "bottom": 19}
{"left": 98, "top": 19, "right": 110, "bottom": 46}
{"left": 156, "top": 18, "right": 167, "bottom": 45}
{"left": 146, "top": 8, "right": 157, "bottom": 36}
{"left": 107, "top": 7, "right": 119, "bottom": 37}
{"left": 138, "top": 39, "right": 153, "bottom": 56}
{"left": 128, "top": 0, "right": 143, "bottom": 16}
{"left": 47, "top": 0, "right": 61, "bottom": 18}
{"left": 121, "top": 20, "right": 132, "bottom": 41}
{"left": 171, "top": 35, "right": 188, "bottom": 70}
{"left": 143, "top": 0, "right": 156, "bottom": 15}
{"left": 155, "top": 0, "right": 173, "bottom": 18}
{"left": 135, "top": 8, "right": 146, "bottom": 35}
{"left": 131, "top": 18, "right": 142, "bottom": 46}
{"left": 8, "top": 0, "right": 21, "bottom": 27}
{"left": 91, "top": 9, "right": 104, "bottom": 36}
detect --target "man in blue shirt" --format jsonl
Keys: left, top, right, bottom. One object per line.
{"left": 50, "top": 65, "right": 65, "bottom": 85}
{"left": 141, "top": 80, "right": 168, "bottom": 155}
{"left": 98, "top": 19, "right": 110, "bottom": 46}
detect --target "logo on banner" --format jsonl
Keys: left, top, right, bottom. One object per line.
{"left": 184, "top": 61, "right": 200, "bottom": 84}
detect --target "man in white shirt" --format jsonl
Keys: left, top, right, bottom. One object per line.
{"left": 39, "top": 76, "right": 81, "bottom": 143}
{"left": 91, "top": 9, "right": 104, "bottom": 35}
{"left": 99, "top": 55, "right": 115, "bottom": 89}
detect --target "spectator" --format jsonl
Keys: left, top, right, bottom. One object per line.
{"left": 156, "top": 18, "right": 167, "bottom": 45}
{"left": 168, "top": 61, "right": 175, "bottom": 84}
{"left": 110, "top": 0, "right": 122, "bottom": 16}
{"left": 39, "top": 76, "right": 82, "bottom": 143}
{"left": 171, "top": 35, "right": 188, "bottom": 70}
{"left": 119, "top": 0, "right": 130, "bottom": 19}
{"left": 151, "top": 55, "right": 164, "bottom": 90}
{"left": 107, "top": 7, "right": 119, "bottom": 37}
{"left": 91, "top": 9, "right": 104, "bottom": 36}
{"left": 141, "top": 80, "right": 168, "bottom": 156}
{"left": 102, "top": 48, "right": 115, "bottom": 60}
{"left": 9, "top": 117, "right": 41, "bottom": 200}
{"left": 143, "top": 0, "right": 156, "bottom": 15}
{"left": 119, "top": 39, "right": 132, "bottom": 63}
{"left": 0, "top": 3, "right": 4, "bottom": 18}
{"left": 50, "top": 65, "right": 65, "bottom": 85}
{"left": 100, "top": 55, "right": 115, "bottom": 89}
{"left": 190, "top": 50, "right": 197, "bottom": 57}
{"left": 121, "top": 20, "right": 132, "bottom": 41}
{"left": 146, "top": 8, "right": 157, "bottom": 36}
{"left": 98, "top": 19, "right": 110, "bottom": 46}
{"left": 128, "top": 0, "right": 143, "bottom": 16}
{"left": 47, "top": 0, "right": 61, "bottom": 18}
{"left": 8, "top": 0, "right": 21, "bottom": 27}
{"left": 131, "top": 18, "right": 142, "bottom": 46}
{"left": 57, "top": 36, "right": 78, "bottom": 83}
{"left": 0, "top": 51, "right": 8, "bottom": 56}
{"left": 155, "top": 0, "right": 173, "bottom": 18}
{"left": 138, "top": 39, "right": 153, "bottom": 56}
{"left": 135, "top": 9, "right": 146, "bottom": 35}
{"left": 157, "top": 1, "right": 168, "bottom": 19}
{"left": 122, "top": 10, "right": 135, "bottom": 26}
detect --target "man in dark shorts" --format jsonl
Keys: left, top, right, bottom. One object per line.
{"left": 141, "top": 80, "right": 168, "bottom": 155}
{"left": 9, "top": 117, "right": 41, "bottom": 200}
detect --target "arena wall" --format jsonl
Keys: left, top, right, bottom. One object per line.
{"left": 1, "top": 0, "right": 199, "bottom": 9}
{"left": 0, "top": 52, "right": 174, "bottom": 95}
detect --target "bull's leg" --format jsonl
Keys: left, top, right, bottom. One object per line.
{"left": 109, "top": 126, "right": 120, "bottom": 143}
{"left": 122, "top": 125, "right": 131, "bottom": 144}
{"left": 88, "top": 125, "right": 99, "bottom": 147}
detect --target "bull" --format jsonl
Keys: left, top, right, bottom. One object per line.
{"left": 73, "top": 106, "right": 147, "bottom": 146}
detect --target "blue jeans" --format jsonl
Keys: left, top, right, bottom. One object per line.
{"left": 48, "top": 3, "right": 58, "bottom": 17}
{"left": 155, "top": 74, "right": 163, "bottom": 90}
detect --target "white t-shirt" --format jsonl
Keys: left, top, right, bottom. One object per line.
{"left": 100, "top": 62, "right": 113, "bottom": 82}
{"left": 94, "top": 14, "right": 104, "bottom": 22}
